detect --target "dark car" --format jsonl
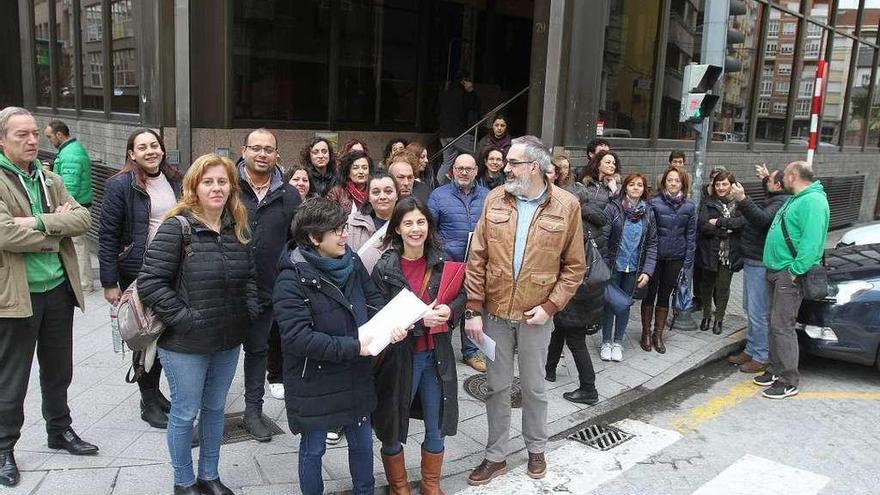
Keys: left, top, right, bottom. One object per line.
{"left": 796, "top": 243, "right": 880, "bottom": 371}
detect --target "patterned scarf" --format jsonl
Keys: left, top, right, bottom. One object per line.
{"left": 664, "top": 191, "right": 685, "bottom": 207}
{"left": 622, "top": 199, "right": 646, "bottom": 222}
{"left": 346, "top": 181, "right": 368, "bottom": 209}
{"left": 717, "top": 197, "right": 737, "bottom": 267}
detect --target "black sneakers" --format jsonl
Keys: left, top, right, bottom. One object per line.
{"left": 752, "top": 372, "right": 778, "bottom": 387}
{"left": 762, "top": 382, "right": 799, "bottom": 399}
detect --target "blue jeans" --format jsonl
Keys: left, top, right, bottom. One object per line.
{"left": 742, "top": 259, "right": 770, "bottom": 363}
{"left": 381, "top": 350, "right": 444, "bottom": 455}
{"left": 158, "top": 346, "right": 240, "bottom": 487}
{"left": 602, "top": 271, "right": 638, "bottom": 343}
{"left": 299, "top": 419, "right": 374, "bottom": 495}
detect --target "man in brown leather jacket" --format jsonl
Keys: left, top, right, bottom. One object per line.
{"left": 464, "top": 135, "right": 585, "bottom": 485}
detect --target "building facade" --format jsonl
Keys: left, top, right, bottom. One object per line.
{"left": 4, "top": 0, "right": 880, "bottom": 224}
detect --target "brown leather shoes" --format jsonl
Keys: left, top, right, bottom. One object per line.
{"left": 728, "top": 352, "right": 751, "bottom": 365}
{"left": 739, "top": 359, "right": 766, "bottom": 373}
{"left": 527, "top": 451, "right": 547, "bottom": 479}
{"left": 467, "top": 459, "right": 507, "bottom": 486}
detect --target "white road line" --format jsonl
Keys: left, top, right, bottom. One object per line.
{"left": 455, "top": 419, "right": 683, "bottom": 494}
{"left": 691, "top": 454, "right": 830, "bottom": 495}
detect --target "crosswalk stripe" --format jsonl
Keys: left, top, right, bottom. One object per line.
{"left": 455, "top": 419, "right": 682, "bottom": 494}
{"left": 691, "top": 454, "right": 830, "bottom": 495}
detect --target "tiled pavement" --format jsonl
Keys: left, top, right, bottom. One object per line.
{"left": 8, "top": 221, "right": 862, "bottom": 494}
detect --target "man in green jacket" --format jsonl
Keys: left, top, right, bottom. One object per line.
{"left": 755, "top": 160, "right": 829, "bottom": 400}
{"left": 0, "top": 108, "right": 97, "bottom": 487}
{"left": 44, "top": 120, "right": 94, "bottom": 292}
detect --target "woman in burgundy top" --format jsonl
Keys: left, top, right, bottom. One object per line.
{"left": 370, "top": 197, "right": 465, "bottom": 495}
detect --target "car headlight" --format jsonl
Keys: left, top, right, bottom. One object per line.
{"left": 801, "top": 324, "right": 838, "bottom": 342}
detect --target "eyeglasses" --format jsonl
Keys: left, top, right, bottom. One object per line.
{"left": 453, "top": 167, "right": 476, "bottom": 174}
{"left": 245, "top": 145, "right": 277, "bottom": 155}
{"left": 504, "top": 159, "right": 534, "bottom": 168}
{"left": 328, "top": 225, "right": 347, "bottom": 237}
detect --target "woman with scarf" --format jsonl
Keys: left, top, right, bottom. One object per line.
{"left": 371, "top": 197, "right": 465, "bottom": 495}
{"left": 697, "top": 170, "right": 745, "bottom": 335}
{"left": 476, "top": 146, "right": 505, "bottom": 190}
{"left": 640, "top": 165, "right": 697, "bottom": 354}
{"left": 600, "top": 174, "right": 658, "bottom": 363}
{"left": 273, "top": 197, "right": 407, "bottom": 495}
{"left": 476, "top": 113, "right": 512, "bottom": 156}
{"left": 326, "top": 151, "right": 374, "bottom": 214}
{"left": 544, "top": 153, "right": 600, "bottom": 404}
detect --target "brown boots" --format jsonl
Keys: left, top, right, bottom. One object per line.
{"left": 640, "top": 305, "right": 654, "bottom": 351}
{"left": 653, "top": 307, "right": 668, "bottom": 354}
{"left": 420, "top": 449, "right": 445, "bottom": 495}
{"left": 381, "top": 448, "right": 445, "bottom": 495}
{"left": 381, "top": 450, "right": 410, "bottom": 495}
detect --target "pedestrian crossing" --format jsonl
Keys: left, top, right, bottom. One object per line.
{"left": 454, "top": 420, "right": 830, "bottom": 495}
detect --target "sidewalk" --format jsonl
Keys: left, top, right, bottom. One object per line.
{"left": 6, "top": 270, "right": 748, "bottom": 495}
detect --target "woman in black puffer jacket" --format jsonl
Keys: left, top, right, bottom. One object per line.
{"left": 138, "top": 154, "right": 258, "bottom": 495}
{"left": 697, "top": 170, "right": 746, "bottom": 335}
{"left": 578, "top": 149, "right": 621, "bottom": 255}
{"left": 544, "top": 154, "right": 600, "bottom": 406}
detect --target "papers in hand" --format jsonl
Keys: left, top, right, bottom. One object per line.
{"left": 359, "top": 288, "right": 430, "bottom": 356}
{"left": 474, "top": 333, "right": 496, "bottom": 361}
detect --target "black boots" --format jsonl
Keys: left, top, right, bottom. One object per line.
{"left": 140, "top": 388, "right": 169, "bottom": 429}
{"left": 0, "top": 451, "right": 19, "bottom": 487}
{"left": 196, "top": 477, "right": 235, "bottom": 495}
{"left": 700, "top": 317, "right": 712, "bottom": 331}
{"left": 174, "top": 484, "right": 201, "bottom": 495}
{"left": 563, "top": 387, "right": 599, "bottom": 405}
{"left": 713, "top": 319, "right": 724, "bottom": 335}
{"left": 243, "top": 414, "right": 273, "bottom": 442}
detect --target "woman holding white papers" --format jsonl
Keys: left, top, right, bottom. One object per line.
{"left": 273, "top": 198, "right": 407, "bottom": 495}
{"left": 347, "top": 171, "right": 399, "bottom": 274}
{"left": 371, "top": 197, "right": 466, "bottom": 495}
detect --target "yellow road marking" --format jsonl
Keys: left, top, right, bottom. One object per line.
{"left": 670, "top": 379, "right": 759, "bottom": 433}
{"left": 791, "top": 391, "right": 880, "bottom": 401}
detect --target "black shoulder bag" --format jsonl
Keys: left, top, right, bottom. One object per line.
{"left": 779, "top": 210, "right": 829, "bottom": 301}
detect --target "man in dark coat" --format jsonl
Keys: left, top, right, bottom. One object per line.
{"left": 728, "top": 165, "right": 789, "bottom": 373}
{"left": 437, "top": 72, "right": 480, "bottom": 185}
{"left": 237, "top": 129, "right": 301, "bottom": 442}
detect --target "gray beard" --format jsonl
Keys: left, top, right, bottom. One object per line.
{"left": 504, "top": 174, "right": 530, "bottom": 197}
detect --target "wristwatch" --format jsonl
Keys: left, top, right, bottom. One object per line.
{"left": 464, "top": 309, "right": 482, "bottom": 320}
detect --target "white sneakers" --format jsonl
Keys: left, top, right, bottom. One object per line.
{"left": 269, "top": 383, "right": 285, "bottom": 400}
{"left": 600, "top": 343, "right": 612, "bottom": 361}
{"left": 611, "top": 343, "right": 623, "bottom": 362}
{"left": 600, "top": 343, "right": 624, "bottom": 362}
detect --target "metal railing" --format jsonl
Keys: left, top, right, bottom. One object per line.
{"left": 429, "top": 85, "right": 530, "bottom": 162}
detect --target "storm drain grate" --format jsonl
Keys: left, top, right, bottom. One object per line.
{"left": 462, "top": 374, "right": 522, "bottom": 408}
{"left": 567, "top": 424, "right": 633, "bottom": 451}
{"left": 192, "top": 412, "right": 284, "bottom": 447}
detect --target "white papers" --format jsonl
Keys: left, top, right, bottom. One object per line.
{"left": 474, "top": 333, "right": 496, "bottom": 361}
{"left": 359, "top": 288, "right": 430, "bottom": 356}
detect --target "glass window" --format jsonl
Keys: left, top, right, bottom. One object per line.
{"left": 780, "top": 42, "right": 794, "bottom": 55}
{"left": 782, "top": 22, "right": 795, "bottom": 35}
{"left": 772, "top": 101, "right": 787, "bottom": 114}
{"left": 845, "top": 42, "right": 869, "bottom": 146}
{"left": 765, "top": 41, "right": 778, "bottom": 57}
{"left": 799, "top": 79, "right": 814, "bottom": 98}
{"left": 807, "top": 18, "right": 824, "bottom": 38}
{"left": 335, "top": 0, "right": 377, "bottom": 124}
{"left": 34, "top": 0, "right": 51, "bottom": 107}
{"left": 756, "top": 5, "right": 800, "bottom": 144}
{"left": 821, "top": 35, "right": 853, "bottom": 144}
{"left": 768, "top": 19, "right": 780, "bottom": 37}
{"left": 758, "top": 97, "right": 770, "bottom": 115}
{"left": 761, "top": 67, "right": 773, "bottom": 96}
{"left": 795, "top": 98, "right": 811, "bottom": 118}
{"left": 804, "top": 39, "right": 821, "bottom": 59}
{"left": 776, "top": 81, "right": 789, "bottom": 95}
{"left": 777, "top": 63, "right": 791, "bottom": 76}
{"left": 110, "top": 0, "right": 138, "bottom": 113}
{"left": 602, "top": 0, "right": 660, "bottom": 139}
{"left": 232, "top": 0, "right": 331, "bottom": 122}
{"left": 81, "top": 0, "right": 103, "bottom": 110}
{"left": 56, "top": 0, "right": 76, "bottom": 108}
{"left": 717, "top": 0, "right": 761, "bottom": 144}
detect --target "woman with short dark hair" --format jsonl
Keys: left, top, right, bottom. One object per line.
{"left": 300, "top": 138, "right": 337, "bottom": 197}
{"left": 273, "top": 197, "right": 406, "bottom": 495}
{"left": 476, "top": 146, "right": 505, "bottom": 190}
{"left": 371, "top": 197, "right": 464, "bottom": 495}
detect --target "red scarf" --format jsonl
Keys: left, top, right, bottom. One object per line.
{"left": 346, "top": 182, "right": 368, "bottom": 209}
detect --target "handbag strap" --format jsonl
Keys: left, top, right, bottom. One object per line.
{"left": 418, "top": 266, "right": 432, "bottom": 300}
{"left": 778, "top": 209, "right": 799, "bottom": 260}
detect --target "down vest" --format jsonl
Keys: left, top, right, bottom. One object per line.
{"left": 99, "top": 170, "right": 181, "bottom": 289}
{"left": 427, "top": 182, "right": 489, "bottom": 261}
{"left": 647, "top": 194, "right": 697, "bottom": 266}
{"left": 273, "top": 246, "right": 384, "bottom": 434}
{"left": 371, "top": 247, "right": 465, "bottom": 445}
{"left": 602, "top": 198, "right": 658, "bottom": 278}
{"left": 137, "top": 213, "right": 258, "bottom": 354}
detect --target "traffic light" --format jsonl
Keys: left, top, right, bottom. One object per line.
{"left": 725, "top": 0, "right": 747, "bottom": 73}
{"left": 679, "top": 64, "right": 722, "bottom": 123}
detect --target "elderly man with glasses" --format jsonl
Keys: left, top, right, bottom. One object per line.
{"left": 464, "top": 136, "right": 585, "bottom": 486}
{"left": 427, "top": 153, "right": 490, "bottom": 372}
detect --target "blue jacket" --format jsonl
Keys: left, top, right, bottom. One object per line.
{"left": 273, "top": 246, "right": 384, "bottom": 434}
{"left": 602, "top": 197, "right": 658, "bottom": 277}
{"left": 427, "top": 182, "right": 489, "bottom": 261}
{"left": 98, "top": 169, "right": 181, "bottom": 289}
{"left": 647, "top": 194, "right": 697, "bottom": 267}
{"left": 237, "top": 160, "right": 301, "bottom": 307}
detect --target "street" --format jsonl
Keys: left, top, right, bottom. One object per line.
{"left": 449, "top": 354, "right": 880, "bottom": 494}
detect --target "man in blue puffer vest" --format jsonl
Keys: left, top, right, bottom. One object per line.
{"left": 427, "top": 153, "right": 489, "bottom": 372}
